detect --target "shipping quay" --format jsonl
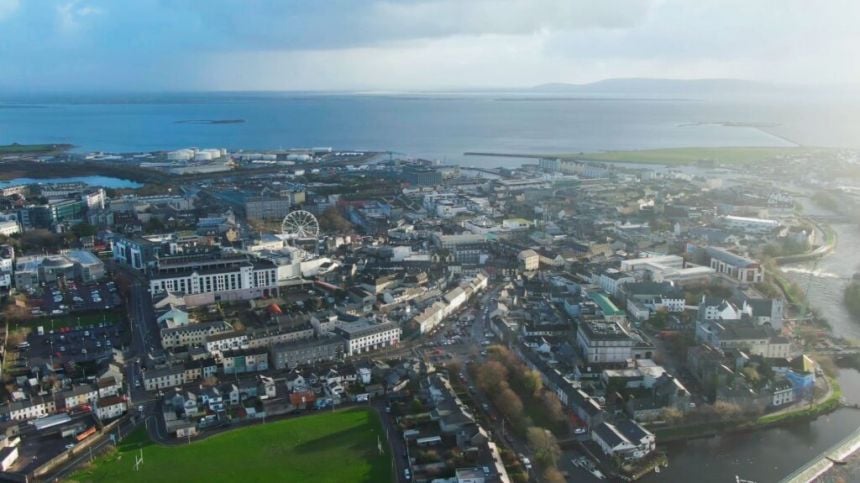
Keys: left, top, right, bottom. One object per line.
{"left": 780, "top": 424, "right": 860, "bottom": 482}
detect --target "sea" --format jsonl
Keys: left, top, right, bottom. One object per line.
{"left": 1, "top": 92, "right": 859, "bottom": 168}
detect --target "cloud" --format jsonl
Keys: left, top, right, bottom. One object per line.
{"left": 0, "top": 0, "right": 859, "bottom": 91}
{"left": 0, "top": 0, "right": 19, "bottom": 21}
{"left": 56, "top": 1, "right": 104, "bottom": 32}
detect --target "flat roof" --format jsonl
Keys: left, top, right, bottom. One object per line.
{"left": 588, "top": 292, "right": 624, "bottom": 316}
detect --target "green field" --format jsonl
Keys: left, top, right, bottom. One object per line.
{"left": 570, "top": 146, "right": 832, "bottom": 166}
{"left": 69, "top": 408, "right": 391, "bottom": 483}
{"left": 0, "top": 143, "right": 71, "bottom": 154}
{"left": 17, "top": 310, "right": 124, "bottom": 331}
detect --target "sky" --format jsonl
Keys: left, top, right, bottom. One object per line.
{"left": 0, "top": 0, "right": 859, "bottom": 92}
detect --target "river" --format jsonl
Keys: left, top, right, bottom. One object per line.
{"left": 643, "top": 199, "right": 860, "bottom": 483}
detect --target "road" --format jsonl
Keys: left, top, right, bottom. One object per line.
{"left": 45, "top": 415, "right": 142, "bottom": 481}
{"left": 44, "top": 264, "right": 163, "bottom": 480}
{"left": 417, "top": 286, "right": 542, "bottom": 481}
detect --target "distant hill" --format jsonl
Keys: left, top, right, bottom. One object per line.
{"left": 531, "top": 78, "right": 780, "bottom": 98}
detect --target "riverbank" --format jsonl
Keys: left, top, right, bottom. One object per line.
{"left": 773, "top": 218, "right": 837, "bottom": 265}
{"left": 653, "top": 377, "right": 842, "bottom": 443}
{"left": 0, "top": 159, "right": 168, "bottom": 184}
{"left": 844, "top": 282, "right": 860, "bottom": 320}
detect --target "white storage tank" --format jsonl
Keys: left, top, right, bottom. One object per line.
{"left": 167, "top": 149, "right": 194, "bottom": 161}
{"left": 287, "top": 154, "right": 312, "bottom": 162}
{"left": 194, "top": 151, "right": 214, "bottom": 161}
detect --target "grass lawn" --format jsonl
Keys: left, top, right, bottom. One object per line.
{"left": 0, "top": 143, "right": 71, "bottom": 154}
{"left": 69, "top": 408, "right": 391, "bottom": 483}
{"left": 16, "top": 311, "right": 124, "bottom": 331}
{"left": 569, "top": 146, "right": 833, "bottom": 167}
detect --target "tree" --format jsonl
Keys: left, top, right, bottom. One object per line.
{"left": 71, "top": 222, "right": 98, "bottom": 238}
{"left": 493, "top": 385, "right": 524, "bottom": 422}
{"left": 661, "top": 407, "right": 684, "bottom": 424}
{"left": 145, "top": 217, "right": 165, "bottom": 233}
{"left": 488, "top": 345, "right": 520, "bottom": 370}
{"left": 527, "top": 427, "right": 561, "bottom": 468}
{"left": 542, "top": 467, "right": 566, "bottom": 483}
{"left": 19, "top": 229, "right": 61, "bottom": 253}
{"left": 742, "top": 366, "right": 761, "bottom": 386}
{"left": 410, "top": 398, "right": 425, "bottom": 414}
{"left": 539, "top": 390, "right": 566, "bottom": 427}
{"left": 476, "top": 361, "right": 509, "bottom": 392}
{"left": 516, "top": 369, "right": 543, "bottom": 397}
{"left": 318, "top": 206, "right": 353, "bottom": 234}
{"left": 712, "top": 401, "right": 743, "bottom": 420}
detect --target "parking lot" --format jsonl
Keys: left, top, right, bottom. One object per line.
{"left": 32, "top": 281, "right": 121, "bottom": 319}
{"left": 22, "top": 321, "right": 125, "bottom": 367}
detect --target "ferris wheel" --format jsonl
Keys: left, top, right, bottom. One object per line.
{"left": 281, "top": 210, "right": 320, "bottom": 239}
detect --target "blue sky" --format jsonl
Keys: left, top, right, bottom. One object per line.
{"left": 1, "top": 0, "right": 858, "bottom": 91}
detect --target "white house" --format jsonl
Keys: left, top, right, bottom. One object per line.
{"left": 96, "top": 396, "right": 128, "bottom": 421}
{"left": 592, "top": 420, "right": 655, "bottom": 460}
{"left": 517, "top": 249, "right": 540, "bottom": 271}
{"left": 598, "top": 270, "right": 636, "bottom": 297}
{"left": 772, "top": 380, "right": 795, "bottom": 407}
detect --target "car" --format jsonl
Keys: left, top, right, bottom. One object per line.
{"left": 404, "top": 469, "right": 411, "bottom": 480}
{"left": 65, "top": 443, "right": 76, "bottom": 450}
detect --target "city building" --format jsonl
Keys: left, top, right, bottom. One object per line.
{"left": 576, "top": 320, "right": 637, "bottom": 364}
{"left": 244, "top": 197, "right": 294, "bottom": 221}
{"left": 334, "top": 321, "right": 401, "bottom": 356}
{"left": 220, "top": 348, "right": 270, "bottom": 374}
{"left": 621, "top": 254, "right": 714, "bottom": 285}
{"left": 401, "top": 166, "right": 442, "bottom": 186}
{"left": 160, "top": 321, "right": 234, "bottom": 349}
{"left": 111, "top": 236, "right": 163, "bottom": 271}
{"left": 148, "top": 251, "right": 279, "bottom": 304}
{"left": 517, "top": 249, "right": 540, "bottom": 271}
{"left": 269, "top": 336, "right": 345, "bottom": 370}
{"left": 706, "top": 247, "right": 764, "bottom": 284}
{"left": 13, "top": 250, "right": 105, "bottom": 289}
